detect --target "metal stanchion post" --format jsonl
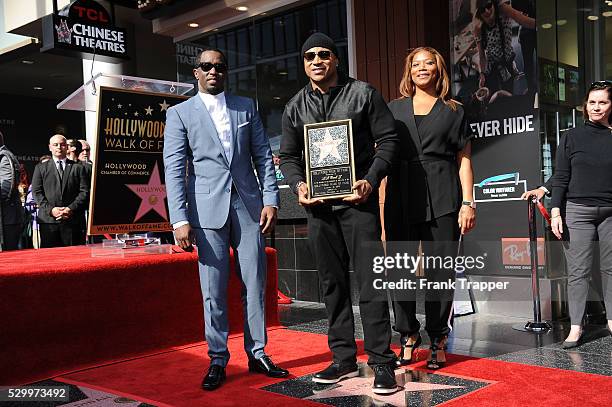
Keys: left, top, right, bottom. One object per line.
{"left": 514, "top": 196, "right": 552, "bottom": 333}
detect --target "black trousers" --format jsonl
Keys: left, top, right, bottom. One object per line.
{"left": 39, "top": 222, "right": 85, "bottom": 248}
{"left": 307, "top": 203, "right": 395, "bottom": 366}
{"left": 391, "top": 212, "right": 459, "bottom": 339}
{"left": 1, "top": 224, "right": 22, "bottom": 250}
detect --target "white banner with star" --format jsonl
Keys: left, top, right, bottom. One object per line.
{"left": 304, "top": 119, "right": 356, "bottom": 200}
{"left": 88, "top": 87, "right": 188, "bottom": 235}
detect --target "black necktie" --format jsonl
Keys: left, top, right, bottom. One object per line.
{"left": 58, "top": 161, "right": 64, "bottom": 181}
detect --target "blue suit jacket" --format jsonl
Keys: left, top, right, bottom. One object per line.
{"left": 163, "top": 93, "right": 279, "bottom": 229}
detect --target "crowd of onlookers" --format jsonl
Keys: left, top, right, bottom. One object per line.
{"left": 0, "top": 131, "right": 92, "bottom": 251}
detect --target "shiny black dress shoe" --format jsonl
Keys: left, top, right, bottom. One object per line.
{"left": 313, "top": 362, "right": 359, "bottom": 384}
{"left": 396, "top": 333, "right": 422, "bottom": 366}
{"left": 372, "top": 364, "right": 398, "bottom": 395}
{"left": 202, "top": 365, "right": 226, "bottom": 390}
{"left": 248, "top": 355, "right": 289, "bottom": 378}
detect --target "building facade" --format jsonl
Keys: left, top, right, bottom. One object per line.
{"left": 2, "top": 0, "right": 611, "bottom": 319}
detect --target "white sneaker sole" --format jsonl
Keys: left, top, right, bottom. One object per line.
{"left": 312, "top": 370, "right": 359, "bottom": 384}
{"left": 372, "top": 385, "right": 399, "bottom": 395}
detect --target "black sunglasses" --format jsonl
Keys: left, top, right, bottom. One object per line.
{"left": 304, "top": 50, "right": 332, "bottom": 62}
{"left": 197, "top": 62, "right": 227, "bottom": 73}
{"left": 589, "top": 80, "right": 612, "bottom": 90}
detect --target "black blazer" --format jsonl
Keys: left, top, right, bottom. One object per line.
{"left": 0, "top": 146, "right": 24, "bottom": 226}
{"left": 385, "top": 98, "right": 471, "bottom": 236}
{"left": 31, "top": 159, "right": 89, "bottom": 224}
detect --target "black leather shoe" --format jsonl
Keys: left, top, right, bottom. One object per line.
{"left": 248, "top": 355, "right": 289, "bottom": 378}
{"left": 372, "top": 364, "right": 398, "bottom": 394}
{"left": 202, "top": 365, "right": 226, "bottom": 391}
{"left": 313, "top": 362, "right": 359, "bottom": 384}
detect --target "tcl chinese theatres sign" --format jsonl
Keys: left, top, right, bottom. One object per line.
{"left": 41, "top": 0, "right": 128, "bottom": 62}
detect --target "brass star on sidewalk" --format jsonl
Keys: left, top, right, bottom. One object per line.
{"left": 305, "top": 372, "right": 462, "bottom": 407}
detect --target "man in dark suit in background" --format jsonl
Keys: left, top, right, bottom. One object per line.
{"left": 68, "top": 138, "right": 93, "bottom": 180}
{"left": 67, "top": 138, "right": 92, "bottom": 239}
{"left": 78, "top": 139, "right": 92, "bottom": 164}
{"left": 0, "top": 131, "right": 24, "bottom": 251}
{"left": 31, "top": 134, "right": 89, "bottom": 248}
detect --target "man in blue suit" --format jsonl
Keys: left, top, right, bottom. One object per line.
{"left": 163, "top": 48, "right": 288, "bottom": 391}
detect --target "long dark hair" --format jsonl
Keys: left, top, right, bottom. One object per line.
{"left": 475, "top": 1, "right": 500, "bottom": 46}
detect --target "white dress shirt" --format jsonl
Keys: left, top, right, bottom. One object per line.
{"left": 199, "top": 91, "right": 232, "bottom": 161}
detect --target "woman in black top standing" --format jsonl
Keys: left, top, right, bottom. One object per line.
{"left": 550, "top": 81, "right": 612, "bottom": 348}
{"left": 385, "top": 47, "right": 475, "bottom": 369}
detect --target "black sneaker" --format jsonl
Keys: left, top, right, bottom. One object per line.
{"left": 372, "top": 364, "right": 398, "bottom": 394}
{"left": 312, "top": 362, "right": 359, "bottom": 384}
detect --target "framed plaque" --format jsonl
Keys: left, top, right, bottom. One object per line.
{"left": 304, "top": 119, "right": 356, "bottom": 200}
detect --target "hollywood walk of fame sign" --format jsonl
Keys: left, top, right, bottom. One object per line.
{"left": 88, "top": 87, "right": 187, "bottom": 235}
{"left": 304, "top": 119, "right": 356, "bottom": 200}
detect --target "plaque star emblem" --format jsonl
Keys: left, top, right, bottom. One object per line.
{"left": 159, "top": 100, "right": 170, "bottom": 112}
{"left": 313, "top": 128, "right": 343, "bottom": 164}
{"left": 144, "top": 106, "right": 153, "bottom": 115}
{"left": 117, "top": 103, "right": 122, "bottom": 109}
{"left": 125, "top": 162, "right": 168, "bottom": 222}
{"left": 134, "top": 111, "right": 139, "bottom": 117}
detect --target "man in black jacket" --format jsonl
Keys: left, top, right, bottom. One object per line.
{"left": 0, "top": 131, "right": 23, "bottom": 251}
{"left": 280, "top": 33, "right": 399, "bottom": 394}
{"left": 31, "top": 134, "right": 89, "bottom": 248}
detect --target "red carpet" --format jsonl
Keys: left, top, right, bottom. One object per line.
{"left": 56, "top": 329, "right": 612, "bottom": 407}
{"left": 408, "top": 349, "right": 612, "bottom": 407}
{"left": 0, "top": 246, "right": 279, "bottom": 385}
{"left": 60, "top": 329, "right": 336, "bottom": 407}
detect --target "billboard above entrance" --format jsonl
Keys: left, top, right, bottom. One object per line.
{"left": 41, "top": 0, "right": 128, "bottom": 63}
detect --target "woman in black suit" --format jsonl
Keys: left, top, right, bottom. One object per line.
{"left": 385, "top": 47, "right": 475, "bottom": 369}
